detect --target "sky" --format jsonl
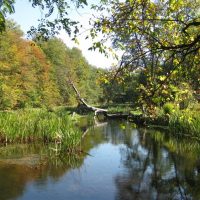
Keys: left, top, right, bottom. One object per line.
{"left": 9, "top": 0, "right": 119, "bottom": 69}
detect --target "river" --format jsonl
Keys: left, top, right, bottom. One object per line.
{"left": 0, "top": 120, "right": 200, "bottom": 200}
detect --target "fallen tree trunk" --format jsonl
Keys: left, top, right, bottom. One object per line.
{"left": 69, "top": 81, "right": 137, "bottom": 119}
{"left": 69, "top": 81, "right": 107, "bottom": 116}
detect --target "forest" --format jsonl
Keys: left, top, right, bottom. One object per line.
{"left": 0, "top": 20, "right": 103, "bottom": 110}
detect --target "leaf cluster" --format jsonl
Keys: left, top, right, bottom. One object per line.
{"left": 0, "top": 0, "right": 88, "bottom": 39}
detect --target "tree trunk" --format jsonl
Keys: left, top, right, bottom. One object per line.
{"left": 69, "top": 81, "right": 107, "bottom": 116}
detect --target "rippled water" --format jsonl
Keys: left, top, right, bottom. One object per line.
{"left": 0, "top": 120, "right": 200, "bottom": 200}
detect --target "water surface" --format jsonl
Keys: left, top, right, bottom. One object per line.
{"left": 0, "top": 120, "right": 200, "bottom": 200}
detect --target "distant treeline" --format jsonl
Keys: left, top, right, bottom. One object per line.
{"left": 0, "top": 20, "right": 104, "bottom": 110}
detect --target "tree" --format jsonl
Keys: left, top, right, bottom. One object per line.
{"left": 0, "top": 0, "right": 88, "bottom": 38}
{"left": 0, "top": 20, "right": 63, "bottom": 109}
{"left": 98, "top": 67, "right": 140, "bottom": 104}
{"left": 0, "top": 20, "right": 104, "bottom": 109}
{"left": 92, "top": 0, "right": 200, "bottom": 65}
{"left": 90, "top": 0, "right": 200, "bottom": 109}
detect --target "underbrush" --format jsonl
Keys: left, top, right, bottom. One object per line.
{"left": 169, "top": 109, "right": 200, "bottom": 138}
{"left": 155, "top": 103, "right": 200, "bottom": 138}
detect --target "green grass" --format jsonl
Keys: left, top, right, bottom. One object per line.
{"left": 108, "top": 105, "right": 132, "bottom": 114}
{"left": 141, "top": 103, "right": 200, "bottom": 138}
{"left": 0, "top": 108, "right": 82, "bottom": 150}
{"left": 130, "top": 110, "right": 143, "bottom": 116}
{"left": 169, "top": 109, "right": 200, "bottom": 138}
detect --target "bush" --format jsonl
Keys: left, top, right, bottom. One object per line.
{"left": 163, "top": 103, "right": 175, "bottom": 115}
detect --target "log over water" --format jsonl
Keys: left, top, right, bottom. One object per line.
{"left": 69, "top": 81, "right": 107, "bottom": 116}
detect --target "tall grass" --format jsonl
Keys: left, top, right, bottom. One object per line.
{"left": 169, "top": 110, "right": 200, "bottom": 138}
{"left": 0, "top": 108, "right": 81, "bottom": 150}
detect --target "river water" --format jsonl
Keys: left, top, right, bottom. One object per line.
{"left": 0, "top": 120, "right": 200, "bottom": 200}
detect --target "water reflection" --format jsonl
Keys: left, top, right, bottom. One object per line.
{"left": 0, "top": 144, "right": 85, "bottom": 200}
{"left": 111, "top": 123, "right": 200, "bottom": 200}
{"left": 0, "top": 120, "right": 200, "bottom": 200}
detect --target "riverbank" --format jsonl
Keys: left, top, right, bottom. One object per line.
{"left": 104, "top": 103, "right": 200, "bottom": 139}
{"left": 0, "top": 103, "right": 199, "bottom": 148}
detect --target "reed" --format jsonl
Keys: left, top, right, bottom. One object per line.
{"left": 0, "top": 108, "right": 81, "bottom": 150}
{"left": 169, "top": 110, "right": 200, "bottom": 137}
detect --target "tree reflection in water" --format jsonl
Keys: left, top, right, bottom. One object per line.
{"left": 0, "top": 144, "right": 85, "bottom": 200}
{"left": 113, "top": 125, "right": 200, "bottom": 200}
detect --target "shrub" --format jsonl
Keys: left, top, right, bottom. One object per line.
{"left": 163, "top": 103, "right": 175, "bottom": 115}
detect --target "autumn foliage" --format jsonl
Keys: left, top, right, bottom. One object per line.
{"left": 0, "top": 21, "right": 102, "bottom": 110}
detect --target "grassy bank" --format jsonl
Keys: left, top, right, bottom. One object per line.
{"left": 105, "top": 103, "right": 200, "bottom": 139}
{"left": 151, "top": 103, "right": 200, "bottom": 138}
{"left": 0, "top": 108, "right": 82, "bottom": 150}
{"left": 169, "top": 110, "right": 200, "bottom": 138}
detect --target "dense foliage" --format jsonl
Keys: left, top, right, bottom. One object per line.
{"left": 0, "top": 20, "right": 103, "bottom": 110}
{"left": 92, "top": 0, "right": 199, "bottom": 112}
